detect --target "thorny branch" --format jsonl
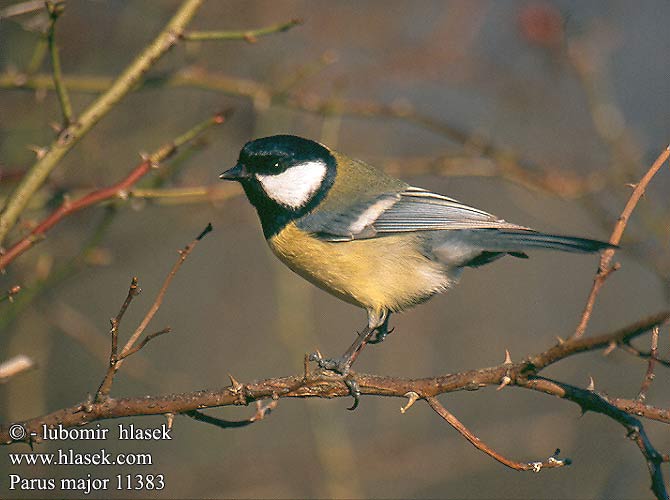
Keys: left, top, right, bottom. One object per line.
{"left": 0, "top": 110, "right": 228, "bottom": 272}
{"left": 637, "top": 326, "right": 660, "bottom": 402}
{"left": 572, "top": 145, "right": 670, "bottom": 339}
{"left": 0, "top": 0, "right": 205, "bottom": 247}
{"left": 0, "top": 69, "right": 603, "bottom": 200}
{"left": 1, "top": 312, "right": 668, "bottom": 491}
{"left": 94, "top": 223, "right": 212, "bottom": 403}
{"left": 1, "top": 6, "right": 668, "bottom": 496}
{"left": 425, "top": 396, "right": 570, "bottom": 472}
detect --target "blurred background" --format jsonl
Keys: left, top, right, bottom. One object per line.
{"left": 1, "top": 0, "right": 669, "bottom": 498}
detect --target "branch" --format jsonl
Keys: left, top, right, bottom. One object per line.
{"left": 94, "top": 277, "right": 141, "bottom": 402}
{"left": 425, "top": 396, "right": 570, "bottom": 472}
{"left": 95, "top": 224, "right": 212, "bottom": 401}
{"left": 0, "top": 0, "right": 205, "bottom": 247}
{"left": 45, "top": 1, "right": 73, "bottom": 126}
{"left": 117, "top": 223, "right": 212, "bottom": 363}
{"left": 182, "top": 18, "right": 302, "bottom": 42}
{"left": 0, "top": 110, "right": 228, "bottom": 272}
{"left": 0, "top": 69, "right": 602, "bottom": 199}
{"left": 572, "top": 145, "right": 670, "bottom": 339}
{"left": 637, "top": 326, "right": 660, "bottom": 402}
{"left": 2, "top": 310, "right": 667, "bottom": 443}
{"left": 185, "top": 400, "right": 278, "bottom": 429}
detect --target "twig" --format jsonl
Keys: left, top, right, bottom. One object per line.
{"left": 425, "top": 396, "right": 570, "bottom": 472}
{"left": 520, "top": 376, "right": 668, "bottom": 499}
{"left": 116, "top": 223, "right": 212, "bottom": 364}
{"left": 182, "top": 18, "right": 302, "bottom": 43}
{"left": 95, "top": 223, "right": 212, "bottom": 400}
{"left": 0, "top": 111, "right": 227, "bottom": 271}
{"left": 184, "top": 400, "right": 278, "bottom": 429}
{"left": 0, "top": 206, "right": 117, "bottom": 334}
{"left": 572, "top": 145, "right": 670, "bottom": 339}
{"left": 45, "top": 1, "right": 73, "bottom": 126}
{"left": 618, "top": 342, "right": 670, "bottom": 370}
{"left": 637, "top": 326, "right": 659, "bottom": 402}
{"left": 117, "top": 327, "right": 171, "bottom": 360}
{"left": 0, "top": 69, "right": 598, "bottom": 200}
{"left": 95, "top": 277, "right": 142, "bottom": 402}
{"left": 0, "top": 0, "right": 205, "bottom": 247}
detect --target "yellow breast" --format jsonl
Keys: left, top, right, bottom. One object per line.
{"left": 268, "top": 222, "right": 452, "bottom": 313}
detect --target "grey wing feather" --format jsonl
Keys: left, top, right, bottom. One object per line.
{"left": 296, "top": 193, "right": 400, "bottom": 241}
{"left": 301, "top": 186, "right": 528, "bottom": 241}
{"left": 371, "top": 187, "right": 529, "bottom": 234}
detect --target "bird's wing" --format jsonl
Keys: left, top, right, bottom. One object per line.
{"left": 299, "top": 186, "right": 529, "bottom": 241}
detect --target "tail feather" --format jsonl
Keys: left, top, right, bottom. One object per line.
{"left": 458, "top": 230, "right": 615, "bottom": 254}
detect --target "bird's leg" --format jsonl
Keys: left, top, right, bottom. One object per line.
{"left": 310, "top": 324, "right": 375, "bottom": 375}
{"left": 309, "top": 310, "right": 388, "bottom": 410}
{"left": 368, "top": 313, "right": 393, "bottom": 344}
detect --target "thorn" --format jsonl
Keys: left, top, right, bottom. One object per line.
{"left": 624, "top": 182, "right": 638, "bottom": 189}
{"left": 602, "top": 341, "right": 617, "bottom": 356}
{"left": 228, "top": 373, "right": 242, "bottom": 392}
{"left": 27, "top": 145, "right": 48, "bottom": 159}
{"left": 555, "top": 336, "right": 565, "bottom": 345}
{"left": 497, "top": 375, "right": 512, "bottom": 391}
{"left": 139, "top": 151, "right": 150, "bottom": 161}
{"left": 586, "top": 376, "right": 595, "bottom": 392}
{"left": 165, "top": 413, "right": 174, "bottom": 430}
{"left": 400, "top": 391, "right": 420, "bottom": 414}
{"left": 503, "top": 349, "right": 512, "bottom": 365}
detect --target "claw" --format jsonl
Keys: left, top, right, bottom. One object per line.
{"left": 345, "top": 378, "right": 360, "bottom": 410}
{"left": 368, "top": 325, "right": 394, "bottom": 345}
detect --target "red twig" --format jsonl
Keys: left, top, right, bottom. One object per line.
{"left": 0, "top": 110, "right": 228, "bottom": 272}
{"left": 572, "top": 145, "right": 670, "bottom": 339}
{"left": 0, "top": 159, "right": 152, "bottom": 269}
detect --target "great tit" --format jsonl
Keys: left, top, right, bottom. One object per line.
{"left": 220, "top": 135, "right": 611, "bottom": 380}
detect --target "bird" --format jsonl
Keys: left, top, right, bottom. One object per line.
{"left": 220, "top": 134, "right": 612, "bottom": 405}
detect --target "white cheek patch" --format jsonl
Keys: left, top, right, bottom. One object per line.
{"left": 256, "top": 160, "right": 327, "bottom": 209}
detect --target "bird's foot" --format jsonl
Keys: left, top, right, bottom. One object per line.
{"left": 308, "top": 351, "right": 360, "bottom": 410}
{"left": 368, "top": 326, "right": 395, "bottom": 344}
{"left": 308, "top": 351, "right": 350, "bottom": 374}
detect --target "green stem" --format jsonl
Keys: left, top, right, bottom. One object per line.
{"left": 46, "top": 1, "right": 74, "bottom": 125}
{"left": 26, "top": 36, "right": 49, "bottom": 75}
{"left": 0, "top": 0, "right": 204, "bottom": 248}
{"left": 182, "top": 18, "right": 301, "bottom": 42}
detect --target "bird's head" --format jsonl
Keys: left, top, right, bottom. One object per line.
{"left": 220, "top": 135, "right": 336, "bottom": 213}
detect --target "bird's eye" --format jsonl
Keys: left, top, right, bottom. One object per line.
{"left": 274, "top": 162, "right": 280, "bottom": 168}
